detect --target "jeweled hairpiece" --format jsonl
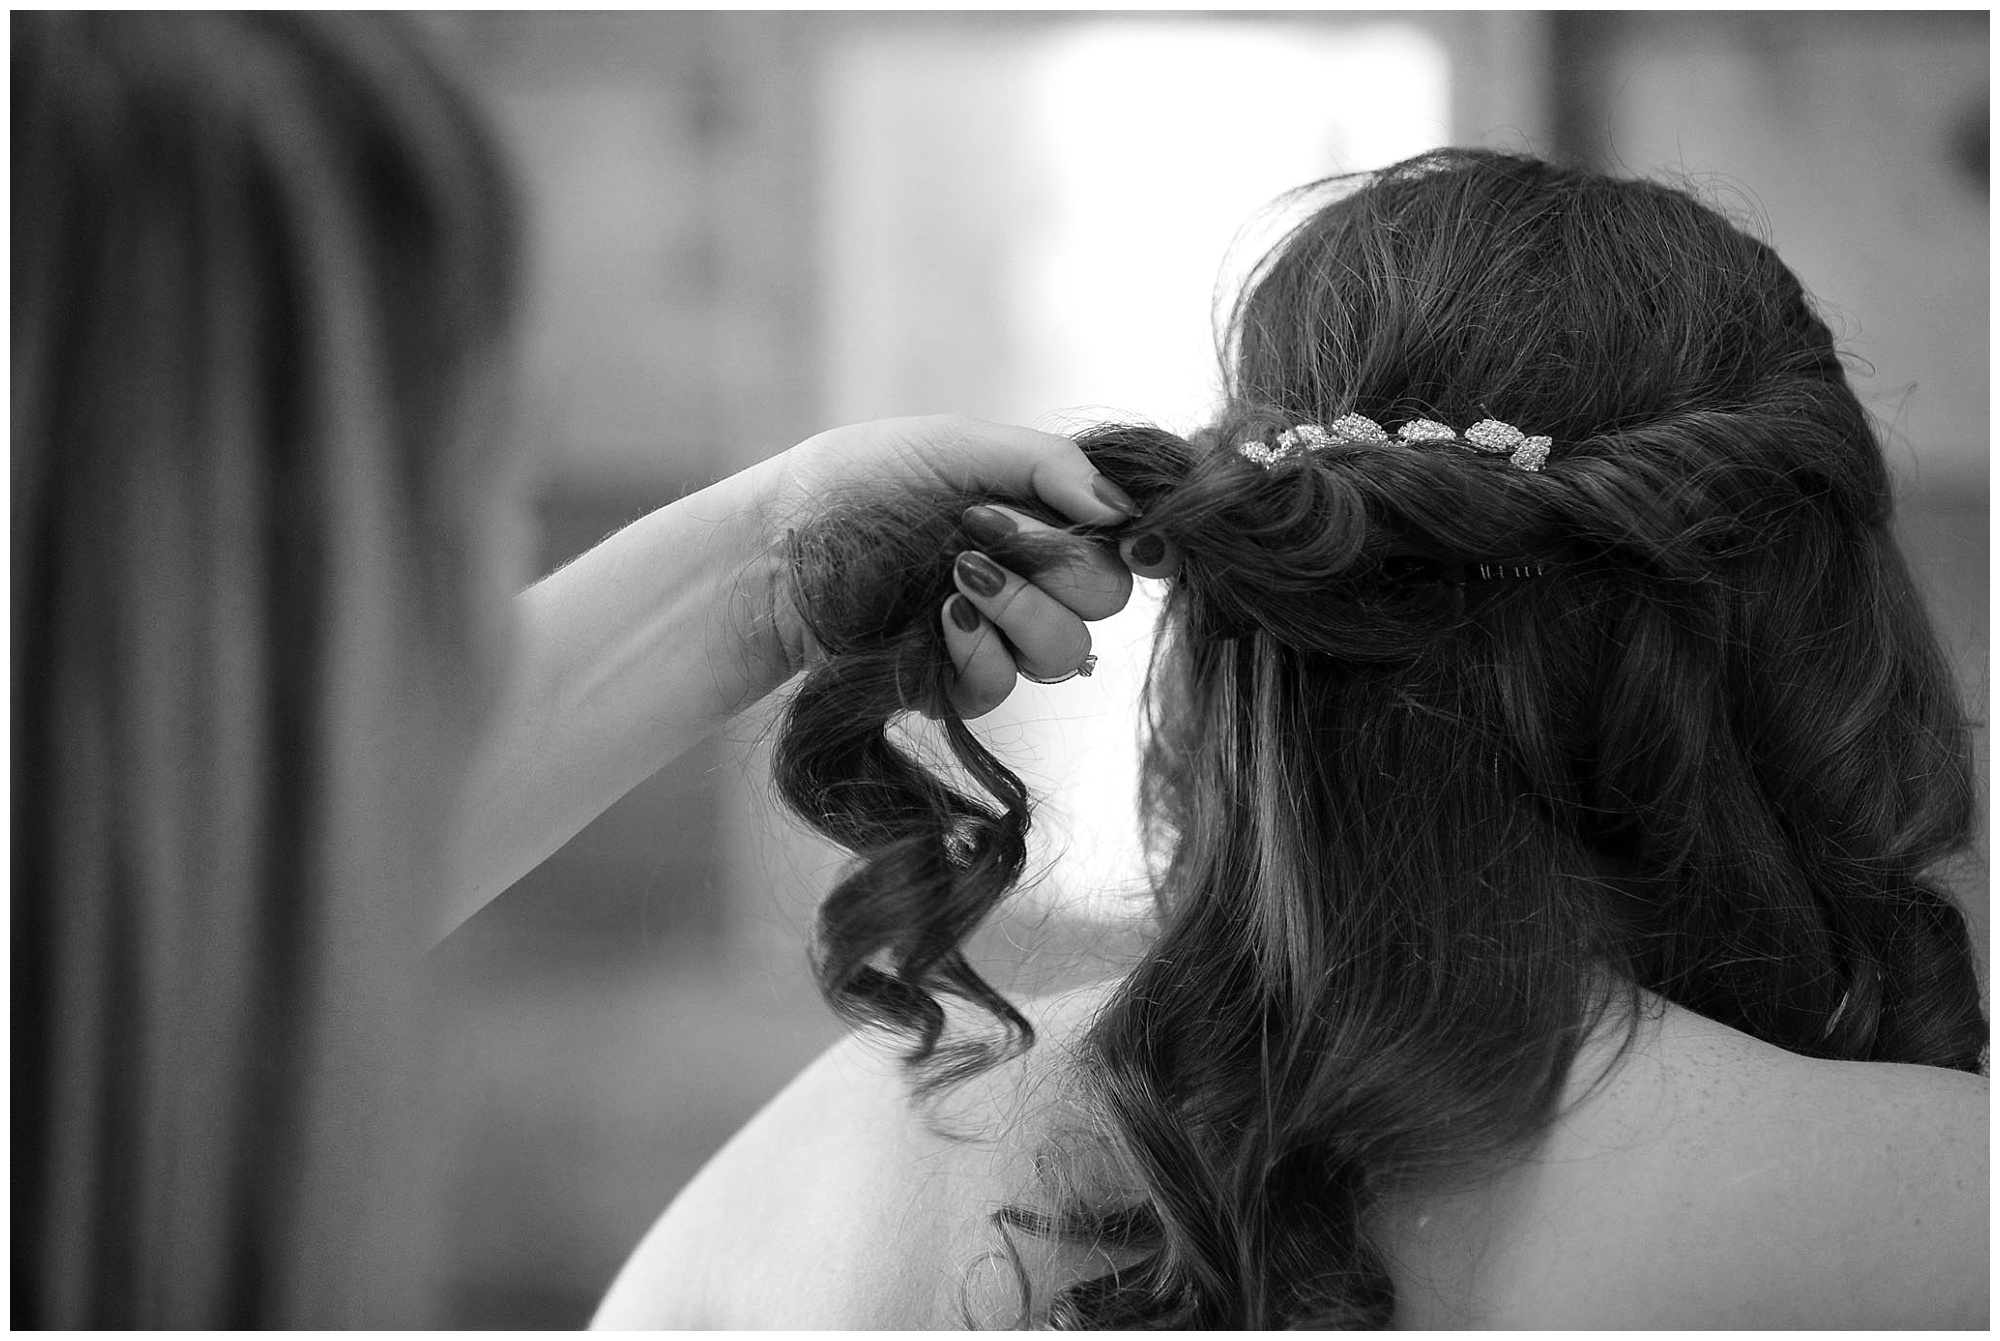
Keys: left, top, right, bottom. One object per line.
{"left": 1239, "top": 413, "right": 1552, "bottom": 473}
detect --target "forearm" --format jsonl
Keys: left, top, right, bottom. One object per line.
{"left": 435, "top": 414, "right": 1133, "bottom": 938}
{"left": 442, "top": 452, "right": 796, "bottom": 934}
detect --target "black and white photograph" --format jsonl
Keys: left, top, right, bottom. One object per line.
{"left": 13, "top": 8, "right": 1988, "bottom": 1329}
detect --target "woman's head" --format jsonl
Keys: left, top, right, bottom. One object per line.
{"left": 779, "top": 148, "right": 1981, "bottom": 1323}
{"left": 1089, "top": 150, "right": 1978, "bottom": 1064}
{"left": 13, "top": 13, "right": 518, "bottom": 1324}
{"left": 1231, "top": 150, "right": 1857, "bottom": 455}
{"left": 1107, "top": 150, "right": 1894, "bottom": 645}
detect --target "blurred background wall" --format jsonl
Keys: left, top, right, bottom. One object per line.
{"left": 424, "top": 12, "right": 1988, "bottom": 1327}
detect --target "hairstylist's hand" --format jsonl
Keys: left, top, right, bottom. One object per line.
{"left": 770, "top": 416, "right": 1175, "bottom": 717}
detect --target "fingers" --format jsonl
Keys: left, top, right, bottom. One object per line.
{"left": 1119, "top": 529, "right": 1182, "bottom": 580}
{"left": 792, "top": 413, "right": 1146, "bottom": 533}
{"left": 918, "top": 417, "right": 1180, "bottom": 579}
{"left": 940, "top": 594, "right": 1017, "bottom": 718}
{"left": 936, "top": 505, "right": 1135, "bottom": 719}
{"left": 936, "top": 504, "right": 1177, "bottom": 719}
{"left": 962, "top": 504, "right": 1133, "bottom": 620}
{"left": 951, "top": 550, "right": 1094, "bottom": 685}
{"left": 903, "top": 415, "right": 1141, "bottom": 528}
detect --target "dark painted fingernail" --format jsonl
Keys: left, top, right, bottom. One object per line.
{"left": 962, "top": 505, "right": 1016, "bottom": 549}
{"left": 947, "top": 594, "right": 982, "bottom": 632}
{"left": 955, "top": 551, "right": 1006, "bottom": 598}
{"left": 1090, "top": 474, "right": 1140, "bottom": 518}
{"left": 1130, "top": 533, "right": 1166, "bottom": 567}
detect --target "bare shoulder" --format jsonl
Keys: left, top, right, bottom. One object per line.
{"left": 597, "top": 982, "right": 1986, "bottom": 1328}
{"left": 590, "top": 1027, "right": 953, "bottom": 1328}
{"left": 590, "top": 982, "right": 1116, "bottom": 1329}
{"left": 1415, "top": 1001, "right": 1989, "bottom": 1328}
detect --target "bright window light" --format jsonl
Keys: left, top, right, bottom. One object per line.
{"left": 1014, "top": 22, "right": 1452, "bottom": 431}
{"left": 821, "top": 20, "right": 1452, "bottom": 916}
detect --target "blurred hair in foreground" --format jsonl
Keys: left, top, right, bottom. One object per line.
{"left": 12, "top": 11, "right": 517, "bottom": 1325}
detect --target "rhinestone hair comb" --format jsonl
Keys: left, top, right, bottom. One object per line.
{"left": 1238, "top": 413, "right": 1552, "bottom": 473}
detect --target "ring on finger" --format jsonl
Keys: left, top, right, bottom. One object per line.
{"left": 1021, "top": 653, "right": 1098, "bottom": 685}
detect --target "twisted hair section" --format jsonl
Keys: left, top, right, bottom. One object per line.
{"left": 775, "top": 150, "right": 1982, "bottom": 1326}
{"left": 779, "top": 489, "right": 1079, "bottom": 1094}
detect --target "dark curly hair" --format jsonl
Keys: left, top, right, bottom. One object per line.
{"left": 775, "top": 149, "right": 1984, "bottom": 1326}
